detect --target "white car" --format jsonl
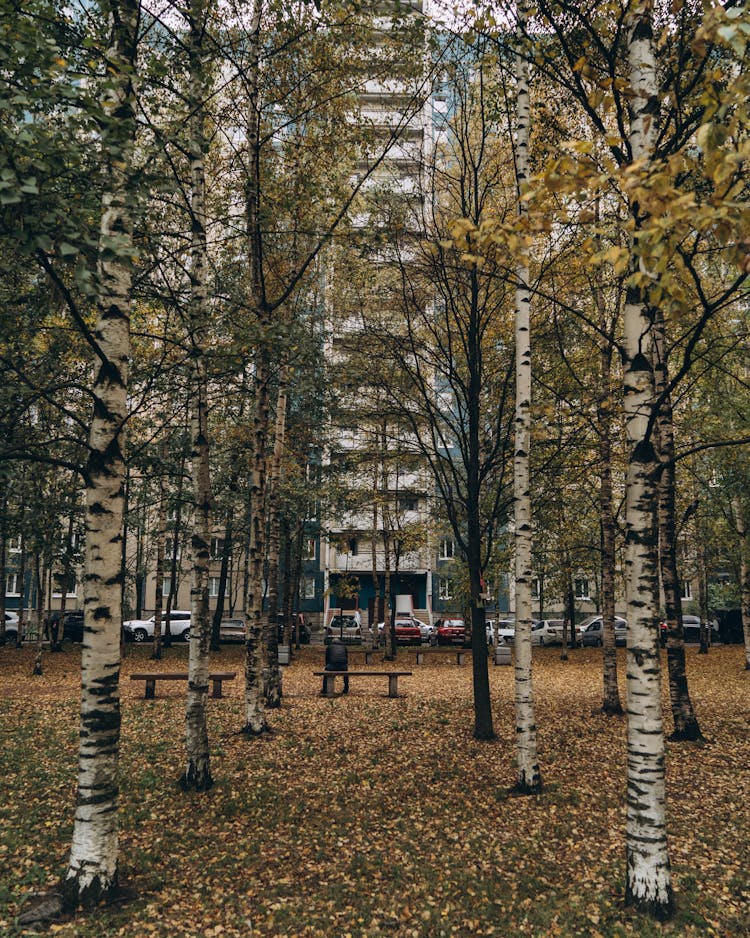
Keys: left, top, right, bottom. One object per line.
{"left": 545, "top": 619, "right": 582, "bottom": 645}
{"left": 419, "top": 621, "right": 438, "bottom": 645}
{"left": 123, "top": 611, "right": 192, "bottom": 643}
{"left": 531, "top": 619, "right": 557, "bottom": 645}
{"left": 3, "top": 611, "right": 19, "bottom": 643}
{"left": 491, "top": 619, "right": 516, "bottom": 644}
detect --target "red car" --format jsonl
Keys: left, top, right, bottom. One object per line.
{"left": 437, "top": 618, "right": 466, "bottom": 646}
{"left": 395, "top": 618, "right": 422, "bottom": 645}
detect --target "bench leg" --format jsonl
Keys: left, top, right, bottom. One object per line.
{"left": 323, "top": 674, "right": 336, "bottom": 698}
{"left": 388, "top": 675, "right": 399, "bottom": 697}
{"left": 364, "top": 651, "right": 373, "bottom": 665}
{"left": 145, "top": 679, "right": 156, "bottom": 699}
{"left": 456, "top": 651, "right": 465, "bottom": 666}
{"left": 415, "top": 651, "right": 424, "bottom": 665}
{"left": 211, "top": 678, "right": 223, "bottom": 699}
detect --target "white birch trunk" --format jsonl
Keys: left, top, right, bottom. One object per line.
{"left": 62, "top": 0, "right": 138, "bottom": 907}
{"left": 152, "top": 459, "right": 167, "bottom": 659}
{"left": 732, "top": 497, "right": 750, "bottom": 669}
{"left": 512, "top": 0, "right": 541, "bottom": 794}
{"left": 243, "top": 0, "right": 270, "bottom": 735}
{"left": 182, "top": 0, "right": 213, "bottom": 791}
{"left": 623, "top": 1, "right": 673, "bottom": 917}
{"left": 264, "top": 363, "right": 289, "bottom": 707}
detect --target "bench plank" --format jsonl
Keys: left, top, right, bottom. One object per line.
{"left": 130, "top": 671, "right": 236, "bottom": 699}
{"left": 410, "top": 649, "right": 466, "bottom": 666}
{"left": 313, "top": 670, "right": 412, "bottom": 699}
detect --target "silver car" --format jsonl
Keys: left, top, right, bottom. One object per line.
{"left": 123, "top": 611, "right": 192, "bottom": 643}
{"left": 580, "top": 615, "right": 627, "bottom": 647}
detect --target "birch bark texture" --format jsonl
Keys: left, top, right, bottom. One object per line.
{"left": 732, "top": 497, "right": 750, "bottom": 669}
{"left": 265, "top": 363, "right": 289, "bottom": 707}
{"left": 622, "top": 0, "right": 673, "bottom": 918}
{"left": 243, "top": 0, "right": 271, "bottom": 735}
{"left": 512, "top": 0, "right": 541, "bottom": 794}
{"left": 62, "top": 0, "right": 139, "bottom": 908}
{"left": 181, "top": 0, "right": 214, "bottom": 791}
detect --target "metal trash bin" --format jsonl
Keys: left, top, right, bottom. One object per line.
{"left": 494, "top": 644, "right": 511, "bottom": 666}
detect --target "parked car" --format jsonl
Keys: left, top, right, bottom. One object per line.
{"left": 494, "top": 619, "right": 517, "bottom": 644}
{"left": 545, "top": 619, "right": 583, "bottom": 645}
{"left": 377, "top": 617, "right": 424, "bottom": 645}
{"left": 660, "top": 614, "right": 719, "bottom": 646}
{"left": 123, "top": 611, "right": 192, "bottom": 643}
{"left": 3, "top": 611, "right": 19, "bottom": 643}
{"left": 436, "top": 618, "right": 466, "bottom": 646}
{"left": 219, "top": 618, "right": 246, "bottom": 643}
{"left": 579, "top": 615, "right": 628, "bottom": 647}
{"left": 325, "top": 613, "right": 363, "bottom": 645}
{"left": 395, "top": 617, "right": 423, "bottom": 645}
{"left": 277, "top": 613, "right": 311, "bottom": 645}
{"left": 418, "top": 620, "right": 438, "bottom": 645}
{"left": 531, "top": 619, "right": 557, "bottom": 645}
{"left": 62, "top": 610, "right": 85, "bottom": 642}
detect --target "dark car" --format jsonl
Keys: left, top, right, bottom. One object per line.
{"left": 278, "top": 613, "right": 310, "bottom": 645}
{"left": 660, "top": 615, "right": 719, "bottom": 646}
{"left": 62, "top": 610, "right": 85, "bottom": 642}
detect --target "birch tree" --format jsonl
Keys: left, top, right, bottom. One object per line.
{"left": 511, "top": 0, "right": 541, "bottom": 792}
{"left": 62, "top": 0, "right": 140, "bottom": 908}
{"left": 180, "top": 0, "right": 214, "bottom": 791}
{"left": 621, "top": 2, "right": 672, "bottom": 916}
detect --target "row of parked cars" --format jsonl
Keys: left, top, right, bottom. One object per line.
{"left": 121, "top": 612, "right": 311, "bottom": 644}
{"left": 1, "top": 610, "right": 311, "bottom": 645}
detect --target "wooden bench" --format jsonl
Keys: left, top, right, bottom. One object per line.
{"left": 411, "top": 648, "right": 466, "bottom": 666}
{"left": 130, "top": 671, "right": 236, "bottom": 699}
{"left": 313, "top": 670, "right": 412, "bottom": 698}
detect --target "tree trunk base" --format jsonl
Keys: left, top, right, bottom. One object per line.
{"left": 512, "top": 777, "right": 542, "bottom": 796}
{"left": 240, "top": 722, "right": 270, "bottom": 737}
{"left": 601, "top": 702, "right": 624, "bottom": 716}
{"left": 472, "top": 728, "right": 495, "bottom": 742}
{"left": 624, "top": 887, "right": 674, "bottom": 921}
{"left": 668, "top": 722, "right": 705, "bottom": 743}
{"left": 179, "top": 763, "right": 214, "bottom": 792}
{"left": 60, "top": 870, "right": 120, "bottom": 912}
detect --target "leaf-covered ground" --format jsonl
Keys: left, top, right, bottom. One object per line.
{"left": 1, "top": 642, "right": 748, "bottom": 937}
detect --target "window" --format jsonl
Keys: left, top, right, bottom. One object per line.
{"left": 438, "top": 578, "right": 453, "bottom": 601}
{"left": 209, "top": 577, "right": 228, "bottom": 598}
{"left": 6, "top": 573, "right": 19, "bottom": 596}
{"left": 160, "top": 578, "right": 172, "bottom": 599}
{"left": 8, "top": 536, "right": 21, "bottom": 554}
{"left": 398, "top": 494, "right": 419, "bottom": 512}
{"left": 210, "top": 538, "right": 225, "bottom": 559}
{"left": 439, "top": 538, "right": 454, "bottom": 560}
{"left": 165, "top": 538, "right": 180, "bottom": 559}
{"left": 680, "top": 581, "right": 693, "bottom": 600}
{"left": 531, "top": 578, "right": 541, "bottom": 599}
{"left": 348, "top": 538, "right": 358, "bottom": 556}
{"left": 52, "top": 572, "right": 77, "bottom": 598}
{"left": 167, "top": 507, "right": 178, "bottom": 522}
{"left": 302, "top": 577, "right": 316, "bottom": 600}
{"left": 574, "top": 578, "right": 590, "bottom": 600}
{"left": 303, "top": 537, "right": 316, "bottom": 560}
